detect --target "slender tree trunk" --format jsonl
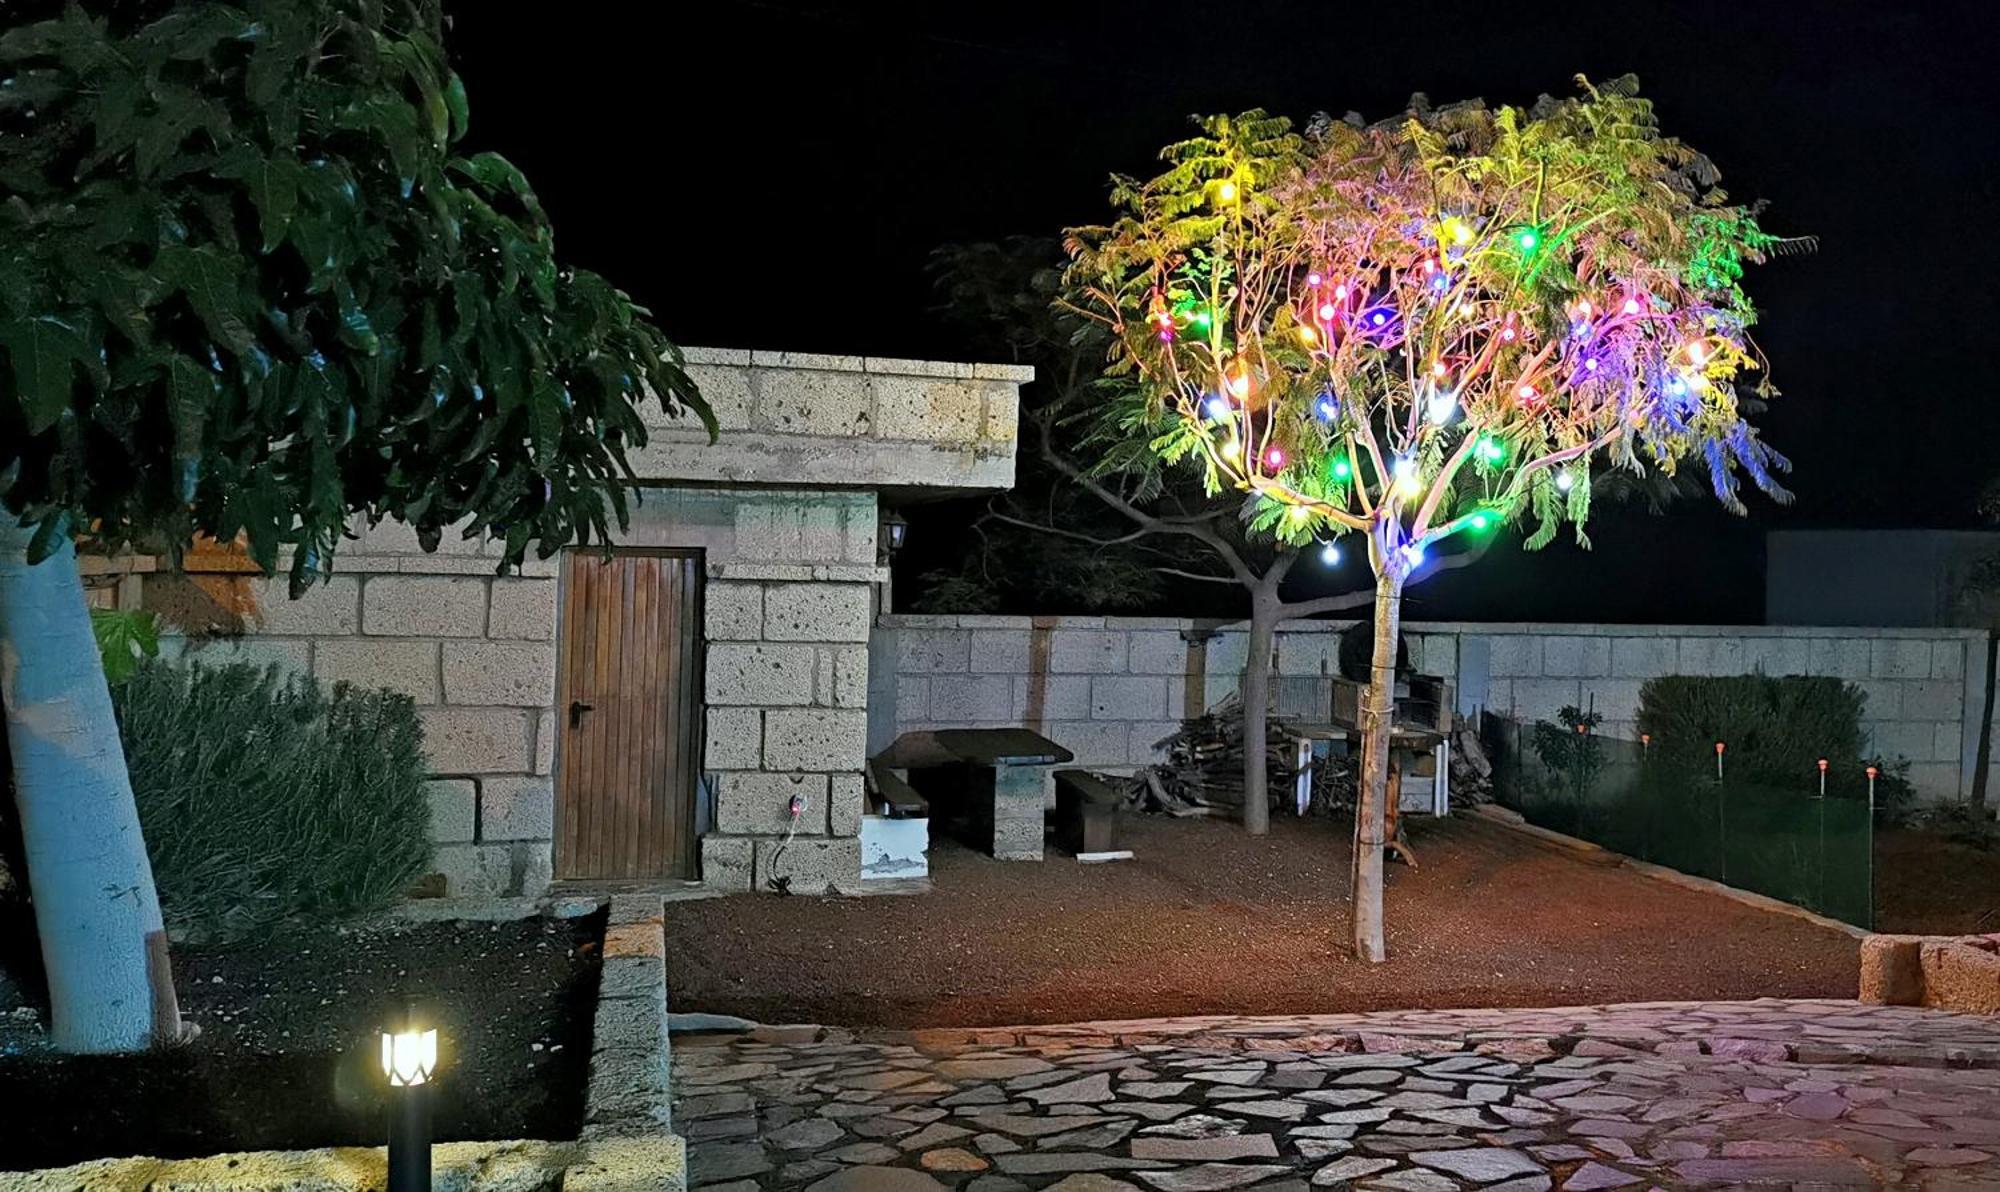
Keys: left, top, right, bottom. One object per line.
{"left": 1240, "top": 595, "right": 1279, "bottom": 835}
{"left": 1350, "top": 574, "right": 1404, "bottom": 963}
{"left": 0, "top": 523, "right": 181, "bottom": 1052}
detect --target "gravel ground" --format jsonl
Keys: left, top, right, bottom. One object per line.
{"left": 1876, "top": 826, "right": 2000, "bottom": 934}
{"left": 0, "top": 912, "right": 602, "bottom": 1170}
{"left": 664, "top": 813, "right": 1859, "bottom": 1028}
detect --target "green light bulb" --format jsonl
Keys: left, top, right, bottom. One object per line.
{"left": 1518, "top": 229, "right": 1538, "bottom": 251}
{"left": 1470, "top": 512, "right": 1492, "bottom": 531}
{"left": 1331, "top": 458, "right": 1352, "bottom": 481}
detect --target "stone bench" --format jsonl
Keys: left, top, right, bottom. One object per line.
{"left": 1053, "top": 769, "right": 1122, "bottom": 857}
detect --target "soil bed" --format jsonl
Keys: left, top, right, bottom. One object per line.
{"left": 0, "top": 911, "right": 602, "bottom": 1171}
{"left": 664, "top": 813, "right": 1859, "bottom": 1028}
{"left": 1875, "top": 827, "right": 2000, "bottom": 934}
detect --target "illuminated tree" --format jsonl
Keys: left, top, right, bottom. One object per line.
{"left": 1065, "top": 77, "right": 1798, "bottom": 961}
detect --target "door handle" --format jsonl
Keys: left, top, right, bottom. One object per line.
{"left": 569, "top": 700, "right": 595, "bottom": 729}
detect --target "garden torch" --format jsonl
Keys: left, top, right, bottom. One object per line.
{"left": 1714, "top": 741, "right": 1725, "bottom": 781}
{"left": 1817, "top": 758, "right": 1828, "bottom": 798}
{"left": 380, "top": 1002, "right": 438, "bottom": 1192}
{"left": 1866, "top": 765, "right": 1879, "bottom": 811}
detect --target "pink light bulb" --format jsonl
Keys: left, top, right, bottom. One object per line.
{"left": 1265, "top": 447, "right": 1286, "bottom": 468}
{"left": 1307, "top": 271, "right": 1324, "bottom": 288}
{"left": 1622, "top": 298, "right": 1641, "bottom": 315}
{"left": 1318, "top": 302, "right": 1337, "bottom": 321}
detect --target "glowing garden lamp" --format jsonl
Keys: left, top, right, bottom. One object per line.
{"left": 1467, "top": 510, "right": 1493, "bottom": 533}
{"left": 1204, "top": 394, "right": 1231, "bottom": 421}
{"left": 1329, "top": 456, "right": 1352, "bottom": 482}
{"left": 1320, "top": 540, "right": 1341, "bottom": 566}
{"left": 1555, "top": 470, "right": 1575, "bottom": 493}
{"left": 880, "top": 510, "right": 909, "bottom": 555}
{"left": 1715, "top": 740, "right": 1726, "bottom": 781}
{"left": 381, "top": 1004, "right": 439, "bottom": 1192}
{"left": 1215, "top": 178, "right": 1239, "bottom": 203}
{"left": 1866, "top": 765, "right": 1879, "bottom": 809}
{"left": 1817, "top": 757, "right": 1828, "bottom": 798}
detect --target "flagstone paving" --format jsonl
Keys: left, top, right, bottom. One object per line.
{"left": 674, "top": 999, "right": 2000, "bottom": 1190}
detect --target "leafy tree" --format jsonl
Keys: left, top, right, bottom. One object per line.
{"left": 1065, "top": 78, "right": 1796, "bottom": 961}
{"left": 0, "top": 0, "right": 708, "bottom": 1050}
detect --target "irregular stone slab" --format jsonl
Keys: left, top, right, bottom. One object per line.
{"left": 805, "top": 1166, "right": 949, "bottom": 1191}
{"left": 1041, "top": 1121, "right": 1139, "bottom": 1149}
{"left": 1140, "top": 1113, "right": 1249, "bottom": 1138}
{"left": 1782, "top": 1091, "right": 1849, "bottom": 1121}
{"left": 1135, "top": 1164, "right": 1294, "bottom": 1191}
{"left": 825, "top": 1141, "right": 900, "bottom": 1163}
{"left": 688, "top": 1141, "right": 771, "bottom": 1182}
{"left": 898, "top": 1122, "right": 974, "bottom": 1150}
{"left": 1302, "top": 1089, "right": 1386, "bottom": 1108}
{"left": 1318, "top": 1108, "right": 1395, "bottom": 1125}
{"left": 844, "top": 1069, "right": 933, "bottom": 1091}
{"left": 1124, "top": 1081, "right": 1197, "bottom": 1099}
{"left": 922, "top": 1147, "right": 991, "bottom": 1172}
{"left": 1291, "top": 1125, "right": 1359, "bottom": 1140}
{"left": 1229, "top": 1099, "right": 1309, "bottom": 1121}
{"left": 1188, "top": 1068, "right": 1269, "bottom": 1085}
{"left": 1563, "top": 1162, "right": 1641, "bottom": 1189}
{"left": 781, "top": 1159, "right": 840, "bottom": 1184}
{"left": 1483, "top": 1178, "right": 1552, "bottom": 1192}
{"left": 1311, "top": 1156, "right": 1396, "bottom": 1185}
{"left": 943, "top": 1084, "right": 1010, "bottom": 1106}
{"left": 937, "top": 1056, "right": 1056, "bottom": 1080}
{"left": 1105, "top": 1101, "right": 1197, "bottom": 1121}
{"left": 967, "top": 1177, "right": 1034, "bottom": 1192}
{"left": 1131, "top": 1135, "right": 1281, "bottom": 1161}
{"left": 1027, "top": 1072, "right": 1117, "bottom": 1105}
{"left": 1673, "top": 1156, "right": 1876, "bottom": 1184}
{"left": 767, "top": 1117, "right": 844, "bottom": 1150}
{"left": 1295, "top": 1139, "right": 1352, "bottom": 1160}
{"left": 963, "top": 1113, "right": 1113, "bottom": 1137}
{"left": 677, "top": 1091, "right": 755, "bottom": 1119}
{"left": 1906, "top": 1148, "right": 1993, "bottom": 1166}
{"left": 996, "top": 1152, "right": 1172, "bottom": 1175}
{"left": 1362, "top": 1169, "right": 1458, "bottom": 1191}
{"left": 1044, "top": 1177, "right": 1145, "bottom": 1192}
{"left": 974, "top": 1132, "right": 1022, "bottom": 1155}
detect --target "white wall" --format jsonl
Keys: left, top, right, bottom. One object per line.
{"left": 873, "top": 615, "right": 1991, "bottom": 802}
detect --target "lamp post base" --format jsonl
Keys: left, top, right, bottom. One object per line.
{"left": 387, "top": 1085, "right": 432, "bottom": 1192}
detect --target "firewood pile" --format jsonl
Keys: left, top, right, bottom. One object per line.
{"left": 1123, "top": 694, "right": 1494, "bottom": 818}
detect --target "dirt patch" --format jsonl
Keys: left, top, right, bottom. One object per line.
{"left": 663, "top": 814, "right": 1859, "bottom": 1028}
{"left": 1876, "top": 828, "right": 2000, "bottom": 935}
{"left": 0, "top": 912, "right": 602, "bottom": 1171}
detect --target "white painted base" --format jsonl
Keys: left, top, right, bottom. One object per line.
{"left": 860, "top": 815, "right": 928, "bottom": 880}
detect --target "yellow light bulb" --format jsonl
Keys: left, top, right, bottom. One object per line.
{"left": 1288, "top": 505, "right": 1310, "bottom": 522}
{"left": 1221, "top": 438, "right": 1242, "bottom": 461}
{"left": 1297, "top": 325, "right": 1317, "bottom": 345}
{"left": 1451, "top": 219, "right": 1473, "bottom": 244}
{"left": 1217, "top": 179, "right": 1239, "bottom": 203}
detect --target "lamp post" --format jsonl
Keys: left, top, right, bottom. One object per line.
{"left": 380, "top": 1004, "right": 438, "bottom": 1192}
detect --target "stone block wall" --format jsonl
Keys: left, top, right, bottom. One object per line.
{"left": 145, "top": 488, "right": 883, "bottom": 899}
{"left": 874, "top": 615, "right": 1991, "bottom": 801}
{"left": 632, "top": 348, "right": 1028, "bottom": 491}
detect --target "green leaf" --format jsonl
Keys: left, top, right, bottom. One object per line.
{"left": 153, "top": 245, "right": 256, "bottom": 355}
{"left": 443, "top": 72, "right": 469, "bottom": 141}
{"left": 90, "top": 607, "right": 160, "bottom": 683}
{"left": 0, "top": 315, "right": 94, "bottom": 433}
{"left": 165, "top": 354, "right": 215, "bottom": 500}
{"left": 219, "top": 152, "right": 303, "bottom": 253}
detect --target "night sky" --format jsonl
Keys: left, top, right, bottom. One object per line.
{"left": 451, "top": 0, "right": 2000, "bottom": 624}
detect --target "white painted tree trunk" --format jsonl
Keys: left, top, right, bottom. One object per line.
{"left": 1350, "top": 574, "right": 1403, "bottom": 963}
{"left": 1240, "top": 599, "right": 1278, "bottom": 836}
{"left": 0, "top": 522, "right": 180, "bottom": 1052}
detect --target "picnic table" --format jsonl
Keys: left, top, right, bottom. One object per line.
{"left": 892, "top": 728, "right": 1073, "bottom": 861}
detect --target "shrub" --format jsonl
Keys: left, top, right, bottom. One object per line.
{"left": 113, "top": 659, "right": 432, "bottom": 940}
{"left": 1635, "top": 673, "right": 1913, "bottom": 810}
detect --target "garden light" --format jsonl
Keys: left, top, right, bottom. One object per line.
{"left": 381, "top": 1005, "right": 438, "bottom": 1192}
{"left": 1216, "top": 178, "right": 1238, "bottom": 203}
{"left": 1320, "top": 540, "right": 1341, "bottom": 566}
{"left": 1817, "top": 757, "right": 1828, "bottom": 798}
{"left": 1715, "top": 740, "right": 1726, "bottom": 781}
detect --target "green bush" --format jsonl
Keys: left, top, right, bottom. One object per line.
{"left": 113, "top": 659, "right": 432, "bottom": 940}
{"left": 1635, "top": 673, "right": 1912, "bottom": 809}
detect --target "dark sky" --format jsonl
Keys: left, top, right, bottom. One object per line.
{"left": 450, "top": 0, "right": 1999, "bottom": 624}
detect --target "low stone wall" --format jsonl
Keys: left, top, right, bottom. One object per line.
{"left": 872, "top": 615, "right": 1992, "bottom": 801}
{"left": 1860, "top": 933, "right": 2000, "bottom": 1015}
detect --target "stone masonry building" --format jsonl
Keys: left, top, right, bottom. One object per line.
{"left": 135, "top": 348, "right": 1031, "bottom": 899}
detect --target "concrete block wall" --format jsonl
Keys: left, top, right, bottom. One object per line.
{"left": 146, "top": 514, "right": 564, "bottom": 898}
{"left": 875, "top": 615, "right": 1990, "bottom": 801}
{"left": 630, "top": 348, "right": 1029, "bottom": 491}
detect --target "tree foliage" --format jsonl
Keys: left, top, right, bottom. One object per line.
{"left": 1063, "top": 78, "right": 1798, "bottom": 586}
{"left": 0, "top": 1, "right": 712, "bottom": 591}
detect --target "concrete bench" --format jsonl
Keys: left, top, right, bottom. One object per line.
{"left": 1053, "top": 769, "right": 1122, "bottom": 857}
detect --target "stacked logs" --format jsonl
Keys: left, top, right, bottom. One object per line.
{"left": 1125, "top": 694, "right": 1492, "bottom": 818}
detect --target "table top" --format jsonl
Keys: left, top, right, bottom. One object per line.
{"left": 932, "top": 727, "right": 1075, "bottom": 766}
{"left": 1287, "top": 720, "right": 1448, "bottom": 749}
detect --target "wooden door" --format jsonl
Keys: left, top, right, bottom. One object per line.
{"left": 555, "top": 550, "right": 702, "bottom": 879}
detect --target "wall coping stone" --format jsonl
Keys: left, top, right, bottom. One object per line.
{"left": 681, "top": 344, "right": 1033, "bottom": 382}
{"left": 877, "top": 613, "right": 1988, "bottom": 642}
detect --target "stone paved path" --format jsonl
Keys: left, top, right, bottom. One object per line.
{"left": 674, "top": 999, "right": 2000, "bottom": 1190}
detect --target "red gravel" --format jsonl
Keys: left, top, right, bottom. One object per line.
{"left": 663, "top": 813, "right": 1859, "bottom": 1028}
